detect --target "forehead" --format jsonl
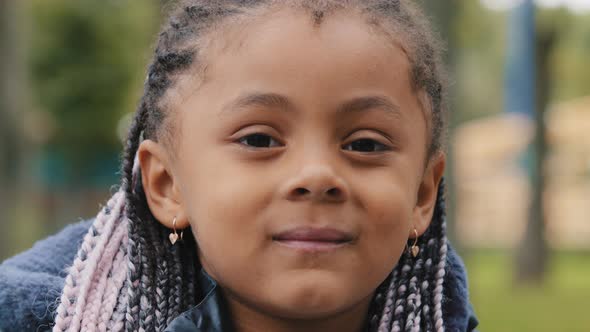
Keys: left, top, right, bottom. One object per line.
{"left": 190, "top": 8, "right": 418, "bottom": 106}
{"left": 170, "top": 7, "right": 425, "bottom": 140}
{"left": 204, "top": 8, "right": 411, "bottom": 80}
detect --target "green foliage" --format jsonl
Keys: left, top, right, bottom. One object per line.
{"left": 28, "top": 0, "right": 160, "bottom": 183}
{"left": 453, "top": 1, "right": 510, "bottom": 123}
{"left": 429, "top": 1, "right": 590, "bottom": 125}
{"left": 465, "top": 250, "right": 590, "bottom": 331}
{"left": 543, "top": 12, "right": 590, "bottom": 102}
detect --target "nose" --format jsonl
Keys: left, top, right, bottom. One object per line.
{"left": 281, "top": 164, "right": 349, "bottom": 203}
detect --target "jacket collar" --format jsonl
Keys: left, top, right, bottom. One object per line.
{"left": 164, "top": 245, "right": 478, "bottom": 332}
{"left": 164, "top": 268, "right": 236, "bottom": 332}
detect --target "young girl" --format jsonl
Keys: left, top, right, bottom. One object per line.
{"left": 0, "top": 1, "right": 478, "bottom": 331}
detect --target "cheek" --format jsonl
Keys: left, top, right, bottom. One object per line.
{"left": 354, "top": 174, "right": 416, "bottom": 274}
{"left": 365, "top": 218, "right": 410, "bottom": 282}
{"left": 181, "top": 146, "right": 272, "bottom": 222}
{"left": 179, "top": 151, "right": 274, "bottom": 277}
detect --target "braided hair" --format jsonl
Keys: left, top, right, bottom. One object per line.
{"left": 52, "top": 1, "right": 449, "bottom": 331}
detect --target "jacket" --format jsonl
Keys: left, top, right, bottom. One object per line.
{"left": 0, "top": 219, "right": 479, "bottom": 331}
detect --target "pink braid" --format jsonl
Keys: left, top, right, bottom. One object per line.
{"left": 97, "top": 227, "right": 129, "bottom": 331}
{"left": 52, "top": 191, "right": 126, "bottom": 332}
{"left": 67, "top": 192, "right": 125, "bottom": 331}
{"left": 80, "top": 220, "right": 127, "bottom": 331}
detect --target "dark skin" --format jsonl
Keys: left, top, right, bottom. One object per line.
{"left": 138, "top": 9, "right": 445, "bottom": 332}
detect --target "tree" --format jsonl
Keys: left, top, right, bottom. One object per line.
{"left": 514, "top": 15, "right": 557, "bottom": 284}
{"left": 422, "top": 0, "right": 461, "bottom": 246}
{"left": 0, "top": 0, "right": 29, "bottom": 259}
{"left": 29, "top": 0, "right": 160, "bottom": 186}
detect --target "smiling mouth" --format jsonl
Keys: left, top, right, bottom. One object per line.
{"left": 272, "top": 227, "right": 354, "bottom": 252}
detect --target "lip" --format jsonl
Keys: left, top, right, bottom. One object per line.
{"left": 272, "top": 227, "right": 354, "bottom": 252}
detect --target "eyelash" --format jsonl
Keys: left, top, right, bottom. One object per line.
{"left": 237, "top": 133, "right": 283, "bottom": 149}
{"left": 342, "top": 138, "right": 391, "bottom": 153}
{"left": 237, "top": 133, "right": 391, "bottom": 153}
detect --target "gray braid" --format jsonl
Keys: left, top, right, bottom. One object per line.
{"left": 370, "top": 179, "right": 449, "bottom": 332}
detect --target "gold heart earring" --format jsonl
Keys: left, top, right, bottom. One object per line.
{"left": 407, "top": 228, "right": 419, "bottom": 257}
{"left": 169, "top": 217, "right": 183, "bottom": 245}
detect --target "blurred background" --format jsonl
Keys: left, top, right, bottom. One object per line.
{"left": 0, "top": 0, "right": 588, "bottom": 330}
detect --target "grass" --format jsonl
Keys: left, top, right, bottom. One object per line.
{"left": 463, "top": 250, "right": 590, "bottom": 332}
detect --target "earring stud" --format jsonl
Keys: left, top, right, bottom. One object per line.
{"left": 169, "top": 217, "right": 183, "bottom": 245}
{"left": 408, "top": 228, "right": 419, "bottom": 257}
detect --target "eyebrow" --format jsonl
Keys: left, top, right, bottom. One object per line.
{"left": 221, "top": 92, "right": 402, "bottom": 118}
{"left": 336, "top": 95, "right": 402, "bottom": 119}
{"left": 221, "top": 92, "right": 293, "bottom": 115}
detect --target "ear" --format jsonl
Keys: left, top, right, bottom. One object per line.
{"left": 411, "top": 151, "right": 446, "bottom": 238}
{"left": 137, "top": 140, "right": 189, "bottom": 230}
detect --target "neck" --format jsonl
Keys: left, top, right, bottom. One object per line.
{"left": 223, "top": 289, "right": 373, "bottom": 332}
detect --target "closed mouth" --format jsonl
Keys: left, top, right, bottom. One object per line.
{"left": 272, "top": 227, "right": 354, "bottom": 251}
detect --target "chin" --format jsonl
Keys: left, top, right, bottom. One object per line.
{"left": 264, "top": 272, "right": 361, "bottom": 319}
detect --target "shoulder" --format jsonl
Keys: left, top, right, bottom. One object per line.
{"left": 443, "top": 243, "right": 479, "bottom": 332}
{"left": 0, "top": 219, "right": 92, "bottom": 332}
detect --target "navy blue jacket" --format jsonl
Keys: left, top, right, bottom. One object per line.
{"left": 0, "top": 220, "right": 478, "bottom": 331}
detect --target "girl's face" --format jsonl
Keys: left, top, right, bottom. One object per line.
{"left": 140, "top": 8, "right": 444, "bottom": 327}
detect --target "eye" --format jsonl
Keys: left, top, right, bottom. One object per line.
{"left": 238, "top": 133, "right": 282, "bottom": 148}
{"left": 342, "top": 138, "right": 390, "bottom": 153}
